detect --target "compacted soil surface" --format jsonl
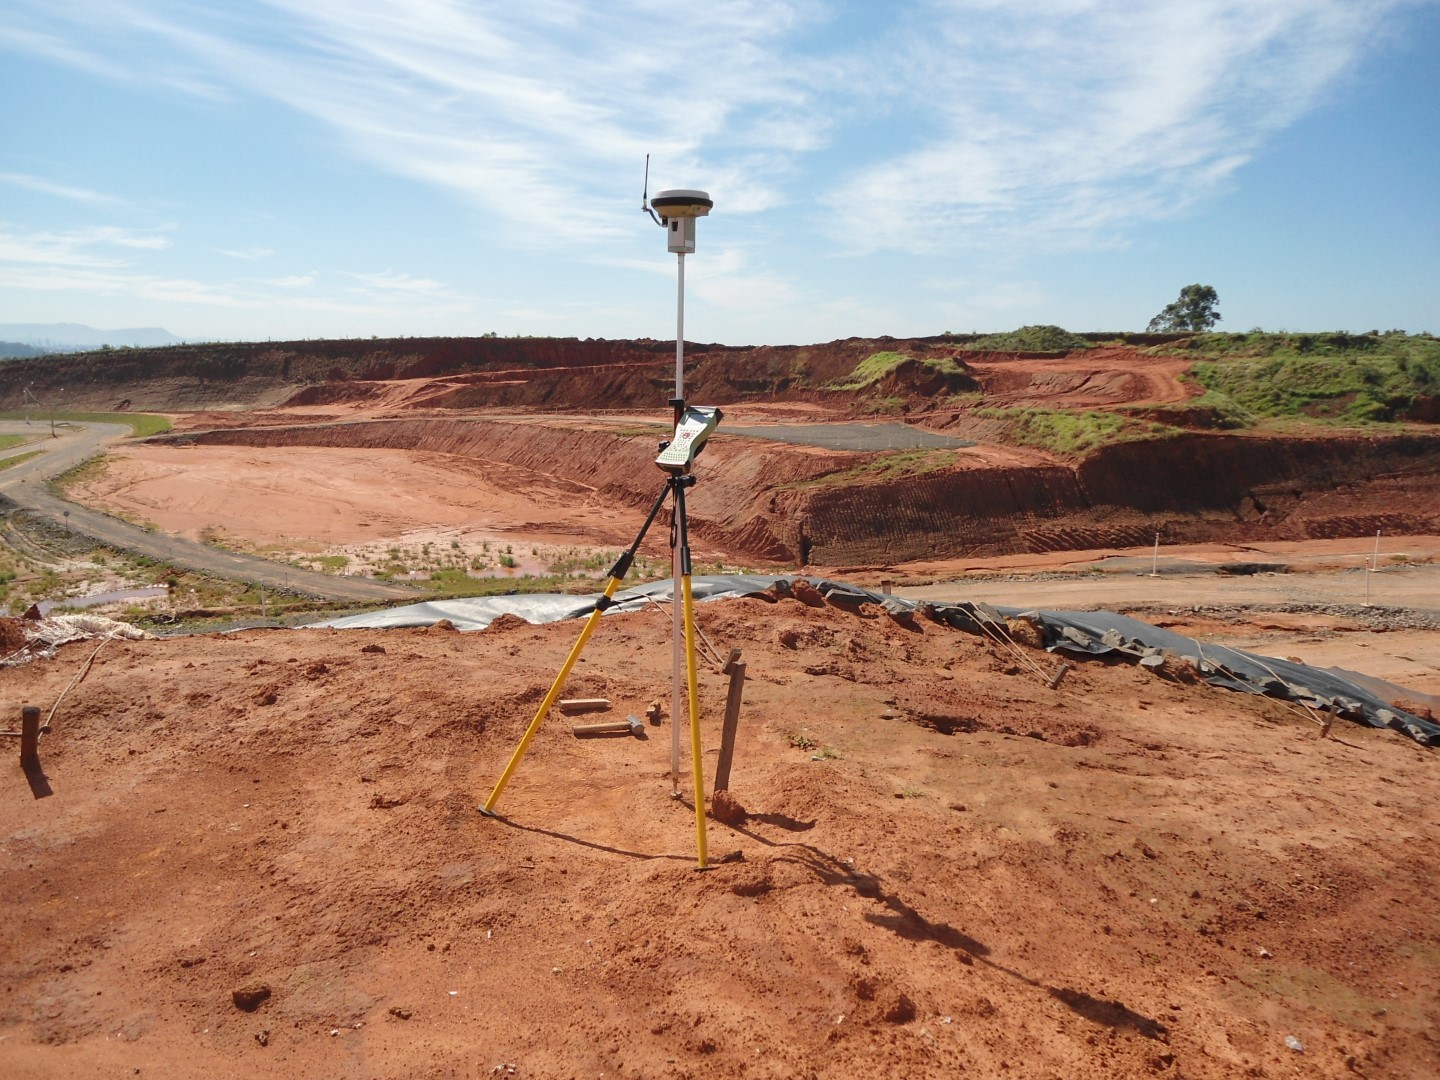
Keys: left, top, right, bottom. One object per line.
{"left": 3, "top": 587, "right": 1437, "bottom": 1079}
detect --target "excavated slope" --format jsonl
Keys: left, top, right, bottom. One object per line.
{"left": 154, "top": 420, "right": 1440, "bottom": 567}
{"left": 0, "top": 335, "right": 975, "bottom": 413}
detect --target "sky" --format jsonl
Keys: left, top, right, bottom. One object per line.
{"left": 1, "top": 0, "right": 1437, "bottom": 346}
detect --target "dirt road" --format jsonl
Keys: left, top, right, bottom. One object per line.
{"left": 0, "top": 422, "right": 416, "bottom": 603}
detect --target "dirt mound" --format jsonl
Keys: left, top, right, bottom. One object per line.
{"left": 0, "top": 616, "right": 27, "bottom": 653}
{"left": 2, "top": 596, "right": 1435, "bottom": 1077}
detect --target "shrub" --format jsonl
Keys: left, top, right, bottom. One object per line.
{"left": 964, "top": 325, "right": 1092, "bottom": 352}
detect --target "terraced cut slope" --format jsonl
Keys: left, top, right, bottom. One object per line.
{"left": 11, "top": 334, "right": 1439, "bottom": 574}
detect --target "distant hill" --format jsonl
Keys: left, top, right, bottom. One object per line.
{"left": 0, "top": 322, "right": 183, "bottom": 353}
{"left": 0, "top": 340, "right": 50, "bottom": 359}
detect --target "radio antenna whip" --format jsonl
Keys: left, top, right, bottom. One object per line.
{"left": 641, "top": 154, "right": 662, "bottom": 226}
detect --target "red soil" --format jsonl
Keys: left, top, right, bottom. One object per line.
{"left": 4, "top": 594, "right": 1436, "bottom": 1078}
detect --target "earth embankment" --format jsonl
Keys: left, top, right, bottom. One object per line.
{"left": 0, "top": 335, "right": 967, "bottom": 413}
{"left": 794, "top": 432, "right": 1440, "bottom": 565}
{"left": 152, "top": 420, "right": 1440, "bottom": 567}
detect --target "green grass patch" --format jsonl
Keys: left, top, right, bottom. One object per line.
{"left": 785, "top": 448, "right": 959, "bottom": 489}
{"left": 0, "top": 450, "right": 44, "bottom": 471}
{"left": 826, "top": 351, "right": 966, "bottom": 391}
{"left": 975, "top": 408, "right": 1179, "bottom": 455}
{"left": 303, "top": 554, "right": 351, "bottom": 573}
{"left": 0, "top": 411, "right": 171, "bottom": 437}
{"left": 50, "top": 455, "right": 110, "bottom": 488}
{"left": 606, "top": 424, "right": 671, "bottom": 439}
{"left": 1183, "top": 333, "right": 1440, "bottom": 424}
{"left": 860, "top": 396, "right": 908, "bottom": 416}
{"left": 963, "top": 325, "right": 1093, "bottom": 352}
{"left": 0, "top": 434, "right": 32, "bottom": 451}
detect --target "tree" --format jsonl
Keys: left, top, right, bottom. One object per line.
{"left": 1147, "top": 284, "right": 1221, "bottom": 332}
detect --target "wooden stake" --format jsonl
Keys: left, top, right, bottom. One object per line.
{"left": 1046, "top": 662, "right": 1072, "bottom": 690}
{"left": 713, "top": 659, "right": 746, "bottom": 792}
{"left": 20, "top": 705, "right": 40, "bottom": 768}
{"left": 557, "top": 698, "right": 610, "bottom": 715}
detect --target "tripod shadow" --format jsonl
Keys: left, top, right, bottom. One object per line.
{"left": 744, "top": 812, "right": 815, "bottom": 832}
{"left": 487, "top": 814, "right": 690, "bottom": 863}
{"left": 728, "top": 819, "right": 990, "bottom": 957}
{"left": 725, "top": 814, "right": 1169, "bottom": 1042}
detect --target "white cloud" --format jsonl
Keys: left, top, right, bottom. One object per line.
{"left": 343, "top": 270, "right": 450, "bottom": 295}
{"left": 99, "top": 227, "right": 173, "bottom": 250}
{"left": 0, "top": 22, "right": 127, "bottom": 81}
{"left": 0, "top": 1, "right": 827, "bottom": 247}
{"left": 217, "top": 246, "right": 277, "bottom": 260}
{"left": 0, "top": 172, "right": 124, "bottom": 205}
{"left": 0, "top": 259, "right": 436, "bottom": 317}
{"left": 825, "top": 0, "right": 1413, "bottom": 252}
{"left": 0, "top": 0, "right": 1429, "bottom": 337}
{"left": 0, "top": 223, "right": 170, "bottom": 266}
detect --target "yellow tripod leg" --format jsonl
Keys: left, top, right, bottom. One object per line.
{"left": 480, "top": 575, "right": 623, "bottom": 816}
{"left": 681, "top": 573, "right": 709, "bottom": 868}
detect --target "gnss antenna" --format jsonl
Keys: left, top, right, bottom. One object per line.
{"left": 641, "top": 154, "right": 713, "bottom": 415}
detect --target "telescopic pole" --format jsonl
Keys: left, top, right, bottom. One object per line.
{"left": 670, "top": 250, "right": 686, "bottom": 793}
{"left": 675, "top": 252, "right": 686, "bottom": 405}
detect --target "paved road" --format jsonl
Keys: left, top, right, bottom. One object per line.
{"left": 0, "top": 422, "right": 417, "bottom": 602}
{"left": 722, "top": 422, "right": 974, "bottom": 451}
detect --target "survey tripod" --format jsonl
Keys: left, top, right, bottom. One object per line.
{"left": 478, "top": 405, "right": 723, "bottom": 870}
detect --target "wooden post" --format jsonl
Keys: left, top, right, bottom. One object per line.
{"left": 20, "top": 706, "right": 41, "bottom": 769}
{"left": 713, "top": 657, "right": 746, "bottom": 792}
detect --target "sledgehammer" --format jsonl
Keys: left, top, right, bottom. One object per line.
{"left": 572, "top": 715, "right": 645, "bottom": 738}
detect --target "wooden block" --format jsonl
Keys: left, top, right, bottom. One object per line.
{"left": 558, "top": 698, "right": 610, "bottom": 715}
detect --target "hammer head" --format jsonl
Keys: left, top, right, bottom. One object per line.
{"left": 624, "top": 714, "right": 644, "bottom": 736}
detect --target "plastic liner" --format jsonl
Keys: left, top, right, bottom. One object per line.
{"left": 998, "top": 608, "right": 1439, "bottom": 747}
{"left": 307, "top": 574, "right": 1439, "bottom": 747}
{"left": 310, "top": 575, "right": 799, "bottom": 632}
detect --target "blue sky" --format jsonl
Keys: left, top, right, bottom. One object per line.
{"left": 2, "top": 0, "right": 1437, "bottom": 345}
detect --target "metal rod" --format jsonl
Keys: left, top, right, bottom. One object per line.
{"left": 675, "top": 252, "right": 686, "bottom": 405}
